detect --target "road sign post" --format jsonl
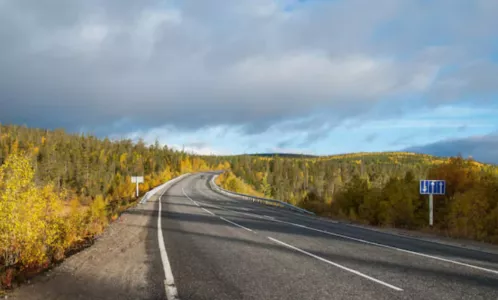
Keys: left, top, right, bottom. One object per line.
{"left": 429, "top": 194, "right": 433, "bottom": 226}
{"left": 131, "top": 176, "right": 144, "bottom": 198}
{"left": 420, "top": 179, "right": 445, "bottom": 227}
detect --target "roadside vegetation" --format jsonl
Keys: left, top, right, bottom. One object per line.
{"left": 215, "top": 171, "right": 265, "bottom": 198}
{"left": 0, "top": 124, "right": 227, "bottom": 289}
{"left": 216, "top": 153, "right": 498, "bottom": 244}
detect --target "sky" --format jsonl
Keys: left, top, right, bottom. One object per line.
{"left": 0, "top": 0, "right": 497, "bottom": 163}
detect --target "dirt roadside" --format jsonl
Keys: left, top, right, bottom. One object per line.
{"left": 8, "top": 194, "right": 165, "bottom": 300}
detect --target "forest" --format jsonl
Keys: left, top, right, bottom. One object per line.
{"left": 216, "top": 153, "right": 498, "bottom": 244}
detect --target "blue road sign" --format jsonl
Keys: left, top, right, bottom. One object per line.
{"left": 420, "top": 180, "right": 446, "bottom": 195}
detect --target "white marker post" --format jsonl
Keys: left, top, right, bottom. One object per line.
{"left": 429, "top": 194, "right": 434, "bottom": 226}
{"left": 131, "top": 176, "right": 144, "bottom": 198}
{"left": 429, "top": 181, "right": 435, "bottom": 226}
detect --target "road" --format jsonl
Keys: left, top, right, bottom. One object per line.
{"left": 12, "top": 172, "right": 498, "bottom": 300}
{"left": 153, "top": 173, "right": 498, "bottom": 300}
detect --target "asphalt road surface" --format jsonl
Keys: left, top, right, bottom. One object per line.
{"left": 156, "top": 173, "right": 498, "bottom": 300}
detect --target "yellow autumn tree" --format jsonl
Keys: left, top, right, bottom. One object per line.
{"left": 216, "top": 171, "right": 263, "bottom": 197}
{"left": 180, "top": 157, "right": 193, "bottom": 173}
{"left": 85, "top": 194, "right": 107, "bottom": 236}
{"left": 0, "top": 154, "right": 61, "bottom": 267}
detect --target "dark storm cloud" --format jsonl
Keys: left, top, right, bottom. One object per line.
{"left": 0, "top": 0, "right": 497, "bottom": 139}
{"left": 405, "top": 133, "right": 498, "bottom": 164}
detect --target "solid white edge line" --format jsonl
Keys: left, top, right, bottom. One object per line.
{"left": 219, "top": 216, "right": 254, "bottom": 232}
{"left": 267, "top": 237, "right": 403, "bottom": 292}
{"left": 270, "top": 218, "right": 498, "bottom": 276}
{"left": 158, "top": 183, "right": 180, "bottom": 300}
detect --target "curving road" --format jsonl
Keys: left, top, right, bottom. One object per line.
{"left": 155, "top": 173, "right": 498, "bottom": 300}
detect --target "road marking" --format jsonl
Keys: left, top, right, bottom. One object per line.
{"left": 183, "top": 189, "right": 255, "bottom": 232}
{"left": 267, "top": 237, "right": 403, "bottom": 292}
{"left": 195, "top": 200, "right": 268, "bottom": 220}
{"left": 201, "top": 207, "right": 216, "bottom": 216}
{"left": 182, "top": 187, "right": 200, "bottom": 206}
{"left": 193, "top": 200, "right": 222, "bottom": 210}
{"left": 158, "top": 185, "right": 180, "bottom": 300}
{"left": 268, "top": 218, "right": 498, "bottom": 276}
{"left": 182, "top": 188, "right": 215, "bottom": 217}
{"left": 220, "top": 216, "right": 254, "bottom": 232}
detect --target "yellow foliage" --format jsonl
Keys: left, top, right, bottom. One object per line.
{"left": 180, "top": 157, "right": 193, "bottom": 173}
{"left": 192, "top": 157, "right": 208, "bottom": 171}
{"left": 217, "top": 171, "right": 264, "bottom": 198}
{"left": 65, "top": 199, "right": 86, "bottom": 245}
{"left": 140, "top": 182, "right": 150, "bottom": 193}
{"left": 0, "top": 154, "right": 101, "bottom": 270}
{"left": 11, "top": 140, "right": 18, "bottom": 154}
{"left": 255, "top": 172, "right": 264, "bottom": 182}
{"left": 161, "top": 166, "right": 172, "bottom": 182}
{"left": 117, "top": 176, "right": 135, "bottom": 199}
{"left": 0, "top": 155, "right": 63, "bottom": 266}
{"left": 86, "top": 194, "right": 108, "bottom": 235}
{"left": 119, "top": 153, "right": 127, "bottom": 169}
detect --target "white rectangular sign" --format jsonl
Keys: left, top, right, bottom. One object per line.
{"left": 131, "top": 176, "right": 144, "bottom": 183}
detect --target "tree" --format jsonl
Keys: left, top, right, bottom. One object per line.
{"left": 380, "top": 177, "right": 416, "bottom": 228}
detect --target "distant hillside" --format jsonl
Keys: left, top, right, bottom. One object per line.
{"left": 247, "top": 151, "right": 443, "bottom": 165}
{"left": 247, "top": 153, "right": 318, "bottom": 158}
{"left": 247, "top": 151, "right": 485, "bottom": 167}
{"left": 321, "top": 151, "right": 446, "bottom": 165}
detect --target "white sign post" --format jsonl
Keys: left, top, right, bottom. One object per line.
{"left": 131, "top": 176, "right": 144, "bottom": 197}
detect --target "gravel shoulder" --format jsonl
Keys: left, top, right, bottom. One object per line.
{"left": 9, "top": 194, "right": 164, "bottom": 300}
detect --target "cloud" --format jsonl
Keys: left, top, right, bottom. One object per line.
{"left": 405, "top": 133, "right": 498, "bottom": 164}
{"left": 170, "top": 144, "right": 221, "bottom": 156}
{"left": 0, "top": 0, "right": 497, "bottom": 155}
